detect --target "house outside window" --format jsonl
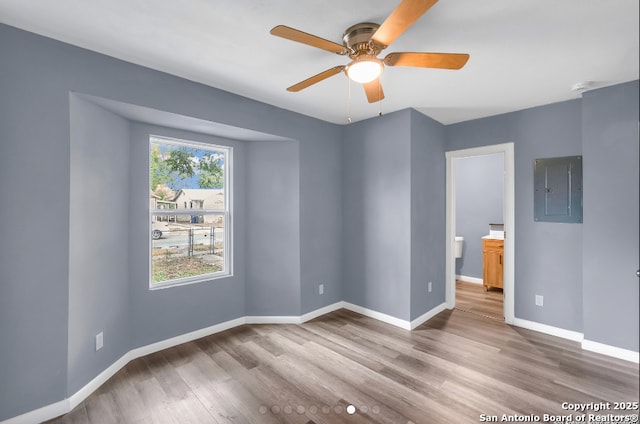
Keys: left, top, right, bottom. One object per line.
{"left": 149, "top": 135, "right": 232, "bottom": 288}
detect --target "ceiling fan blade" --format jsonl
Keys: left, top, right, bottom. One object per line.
{"left": 270, "top": 25, "right": 348, "bottom": 55}
{"left": 363, "top": 78, "right": 385, "bottom": 103}
{"left": 371, "top": 0, "right": 438, "bottom": 47}
{"left": 384, "top": 52, "right": 469, "bottom": 69}
{"left": 287, "top": 66, "right": 346, "bottom": 92}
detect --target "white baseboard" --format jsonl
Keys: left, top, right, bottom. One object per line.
{"left": 301, "top": 302, "right": 345, "bottom": 323}
{"left": 410, "top": 303, "right": 448, "bottom": 330}
{"left": 509, "top": 318, "right": 639, "bottom": 364}
{"left": 456, "top": 275, "right": 483, "bottom": 285}
{"left": 245, "top": 303, "right": 348, "bottom": 324}
{"left": 68, "top": 353, "right": 132, "bottom": 412}
{"left": 342, "top": 302, "right": 412, "bottom": 330}
{"left": 131, "top": 317, "right": 246, "bottom": 360}
{"left": 582, "top": 339, "right": 639, "bottom": 364}
{"left": 245, "top": 316, "right": 301, "bottom": 325}
{"left": 512, "top": 317, "right": 584, "bottom": 342}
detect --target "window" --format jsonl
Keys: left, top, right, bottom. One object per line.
{"left": 149, "top": 135, "right": 231, "bottom": 288}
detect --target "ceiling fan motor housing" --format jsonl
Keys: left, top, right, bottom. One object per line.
{"left": 343, "top": 22, "right": 382, "bottom": 57}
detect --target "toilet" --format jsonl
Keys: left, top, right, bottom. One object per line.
{"left": 454, "top": 236, "right": 464, "bottom": 258}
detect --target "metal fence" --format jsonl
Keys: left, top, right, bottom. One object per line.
{"left": 153, "top": 226, "right": 223, "bottom": 258}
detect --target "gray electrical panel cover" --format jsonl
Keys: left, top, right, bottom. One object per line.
{"left": 534, "top": 156, "right": 582, "bottom": 223}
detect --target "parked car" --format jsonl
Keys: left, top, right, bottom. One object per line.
{"left": 152, "top": 221, "right": 169, "bottom": 240}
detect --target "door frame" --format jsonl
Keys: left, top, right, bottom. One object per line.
{"left": 445, "top": 143, "right": 515, "bottom": 324}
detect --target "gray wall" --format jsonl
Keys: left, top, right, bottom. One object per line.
{"left": 410, "top": 110, "right": 447, "bottom": 320}
{"left": 0, "top": 23, "right": 342, "bottom": 421}
{"left": 447, "top": 100, "right": 584, "bottom": 331}
{"left": 342, "top": 110, "right": 412, "bottom": 320}
{"left": 581, "top": 80, "right": 639, "bottom": 351}
{"left": 246, "top": 141, "right": 301, "bottom": 316}
{"left": 342, "top": 109, "right": 449, "bottom": 323}
{"left": 0, "top": 21, "right": 638, "bottom": 422}
{"left": 68, "top": 96, "right": 132, "bottom": 394}
{"left": 1, "top": 26, "right": 72, "bottom": 417}
{"left": 455, "top": 153, "right": 504, "bottom": 279}
{"left": 299, "top": 136, "right": 343, "bottom": 314}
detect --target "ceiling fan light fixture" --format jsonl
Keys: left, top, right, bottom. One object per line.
{"left": 346, "top": 55, "right": 383, "bottom": 83}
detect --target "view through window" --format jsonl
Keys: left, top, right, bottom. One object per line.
{"left": 149, "top": 136, "right": 231, "bottom": 288}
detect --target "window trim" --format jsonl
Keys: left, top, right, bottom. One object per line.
{"left": 148, "top": 135, "right": 233, "bottom": 289}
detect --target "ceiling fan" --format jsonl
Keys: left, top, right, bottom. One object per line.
{"left": 270, "top": 0, "right": 469, "bottom": 103}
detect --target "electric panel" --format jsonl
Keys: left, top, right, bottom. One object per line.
{"left": 534, "top": 156, "right": 582, "bottom": 223}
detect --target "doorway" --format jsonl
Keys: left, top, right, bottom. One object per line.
{"left": 445, "top": 143, "right": 515, "bottom": 324}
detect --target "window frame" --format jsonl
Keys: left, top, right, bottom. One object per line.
{"left": 148, "top": 135, "right": 233, "bottom": 289}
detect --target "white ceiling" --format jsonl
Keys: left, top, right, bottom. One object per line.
{"left": 1, "top": 0, "right": 638, "bottom": 125}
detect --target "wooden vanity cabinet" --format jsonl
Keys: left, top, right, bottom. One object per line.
{"left": 482, "top": 238, "right": 504, "bottom": 291}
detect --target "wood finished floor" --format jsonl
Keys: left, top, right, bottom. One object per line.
{"left": 455, "top": 280, "right": 504, "bottom": 321}
{"left": 47, "top": 299, "right": 639, "bottom": 423}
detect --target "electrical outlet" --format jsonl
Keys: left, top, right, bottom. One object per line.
{"left": 428, "top": 282, "right": 432, "bottom": 292}
{"left": 535, "top": 295, "right": 543, "bottom": 307}
{"left": 319, "top": 284, "right": 324, "bottom": 295}
{"left": 95, "top": 332, "right": 104, "bottom": 351}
